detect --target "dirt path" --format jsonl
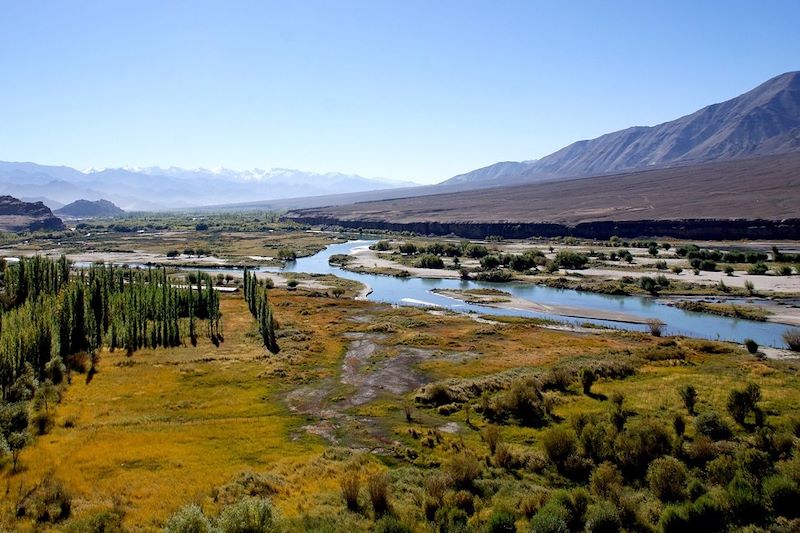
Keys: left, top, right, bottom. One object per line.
{"left": 284, "top": 332, "right": 441, "bottom": 448}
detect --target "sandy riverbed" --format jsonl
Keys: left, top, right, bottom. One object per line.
{"left": 432, "top": 289, "right": 653, "bottom": 325}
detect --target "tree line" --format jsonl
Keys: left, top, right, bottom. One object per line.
{"left": 243, "top": 268, "right": 279, "bottom": 354}
{"left": 0, "top": 256, "right": 222, "bottom": 399}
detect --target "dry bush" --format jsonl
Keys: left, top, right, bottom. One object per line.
{"left": 367, "top": 473, "right": 391, "bottom": 517}
{"left": 340, "top": 472, "right": 360, "bottom": 512}
{"left": 16, "top": 474, "right": 72, "bottom": 524}
{"left": 646, "top": 319, "right": 664, "bottom": 337}
{"left": 484, "top": 425, "right": 501, "bottom": 455}
{"left": 784, "top": 328, "right": 800, "bottom": 351}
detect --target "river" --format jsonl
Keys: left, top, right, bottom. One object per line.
{"left": 227, "top": 239, "right": 794, "bottom": 349}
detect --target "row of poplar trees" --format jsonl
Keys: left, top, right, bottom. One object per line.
{"left": 243, "top": 268, "right": 279, "bottom": 354}
{"left": 0, "top": 256, "right": 221, "bottom": 399}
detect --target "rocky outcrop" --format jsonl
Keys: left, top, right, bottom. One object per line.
{"left": 287, "top": 215, "right": 800, "bottom": 241}
{"left": 0, "top": 195, "right": 65, "bottom": 232}
{"left": 56, "top": 199, "right": 125, "bottom": 218}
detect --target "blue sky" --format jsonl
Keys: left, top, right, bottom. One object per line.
{"left": 1, "top": 1, "right": 798, "bottom": 184}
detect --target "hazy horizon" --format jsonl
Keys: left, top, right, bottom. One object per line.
{"left": 1, "top": 0, "right": 799, "bottom": 184}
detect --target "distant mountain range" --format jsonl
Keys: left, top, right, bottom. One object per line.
{"left": 56, "top": 199, "right": 125, "bottom": 218}
{"left": 444, "top": 71, "right": 800, "bottom": 187}
{"left": 1, "top": 72, "right": 798, "bottom": 214}
{"left": 0, "top": 162, "right": 416, "bottom": 211}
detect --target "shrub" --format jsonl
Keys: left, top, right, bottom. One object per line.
{"left": 16, "top": 475, "right": 72, "bottom": 524}
{"left": 166, "top": 249, "right": 180, "bottom": 258}
{"left": 491, "top": 379, "right": 548, "bottom": 426}
{"left": 639, "top": 277, "right": 658, "bottom": 293}
{"left": 485, "top": 510, "right": 516, "bottom": 533}
{"left": 743, "top": 339, "right": 758, "bottom": 354}
{"left": 372, "top": 240, "right": 391, "bottom": 251}
{"left": 374, "top": 516, "right": 413, "bottom": 533}
{"left": 434, "top": 506, "right": 470, "bottom": 532}
{"left": 217, "top": 497, "right": 279, "bottom": 533}
{"left": 484, "top": 425, "right": 501, "bottom": 455}
{"left": 528, "top": 503, "right": 570, "bottom": 533}
{"left": 340, "top": 472, "right": 360, "bottom": 512}
{"left": 724, "top": 265, "right": 734, "bottom": 276}
{"left": 480, "top": 254, "right": 502, "bottom": 270}
{"left": 584, "top": 501, "right": 621, "bottom": 533}
{"left": 286, "top": 279, "right": 299, "bottom": 288}
{"left": 646, "top": 319, "right": 663, "bottom": 336}
{"left": 748, "top": 262, "right": 768, "bottom": 275}
{"left": 707, "top": 454, "right": 737, "bottom": 486}
{"left": 542, "top": 427, "right": 577, "bottom": 468}
{"left": 694, "top": 412, "right": 732, "bottom": 441}
{"left": 277, "top": 248, "right": 296, "bottom": 261}
{"left": 62, "top": 508, "right": 124, "bottom": 533}
{"left": 367, "top": 473, "right": 391, "bottom": 517}
{"left": 744, "top": 280, "right": 755, "bottom": 294}
{"left": 580, "top": 368, "right": 596, "bottom": 395}
{"left": 554, "top": 251, "right": 588, "bottom": 269}
{"left": 763, "top": 475, "right": 800, "bottom": 518}
{"left": 699, "top": 260, "right": 717, "bottom": 271}
{"left": 647, "top": 456, "right": 688, "bottom": 502}
{"left": 614, "top": 418, "right": 672, "bottom": 475}
{"left": 726, "top": 383, "right": 761, "bottom": 426}
{"left": 580, "top": 422, "right": 614, "bottom": 463}
{"left": 590, "top": 462, "right": 623, "bottom": 499}
{"left": 164, "top": 504, "right": 213, "bottom": 533}
{"left": 673, "top": 414, "right": 685, "bottom": 437}
{"left": 726, "top": 473, "right": 764, "bottom": 526}
{"left": 783, "top": 328, "right": 800, "bottom": 351}
{"left": 445, "top": 451, "right": 482, "bottom": 490}
{"left": 678, "top": 384, "right": 697, "bottom": 415}
{"left": 415, "top": 254, "right": 444, "bottom": 269}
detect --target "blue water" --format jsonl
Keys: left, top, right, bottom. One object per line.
{"left": 220, "top": 239, "right": 795, "bottom": 349}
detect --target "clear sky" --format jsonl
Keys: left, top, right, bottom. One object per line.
{"left": 1, "top": 1, "right": 798, "bottom": 184}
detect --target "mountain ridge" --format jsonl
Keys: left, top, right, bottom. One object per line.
{"left": 445, "top": 71, "right": 800, "bottom": 186}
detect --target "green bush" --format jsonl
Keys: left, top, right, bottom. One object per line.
{"left": 485, "top": 510, "right": 516, "bottom": 532}
{"left": 590, "top": 462, "right": 623, "bottom": 499}
{"left": 542, "top": 427, "right": 577, "bottom": 467}
{"left": 678, "top": 384, "right": 697, "bottom": 415}
{"left": 763, "top": 475, "right": 800, "bottom": 518}
{"left": 373, "top": 516, "right": 413, "bottom": 533}
{"left": 554, "top": 251, "right": 588, "bottom": 269}
{"left": 647, "top": 456, "right": 688, "bottom": 501}
{"left": 614, "top": 418, "right": 672, "bottom": 475}
{"left": 62, "top": 508, "right": 124, "bottom": 533}
{"left": 726, "top": 473, "right": 764, "bottom": 525}
{"left": 415, "top": 254, "right": 445, "bottom": 269}
{"left": 694, "top": 411, "right": 732, "bottom": 441}
{"left": 584, "top": 501, "right": 621, "bottom": 533}
{"left": 707, "top": 454, "right": 738, "bottom": 486}
{"left": 164, "top": 504, "right": 213, "bottom": 533}
{"left": 217, "top": 497, "right": 279, "bottom": 533}
{"left": 580, "top": 368, "right": 596, "bottom": 395}
{"left": 743, "top": 339, "right": 759, "bottom": 354}
{"left": 528, "top": 503, "right": 570, "bottom": 533}
{"left": 445, "top": 451, "right": 483, "bottom": 490}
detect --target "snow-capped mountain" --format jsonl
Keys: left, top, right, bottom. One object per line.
{"left": 0, "top": 161, "right": 417, "bottom": 211}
